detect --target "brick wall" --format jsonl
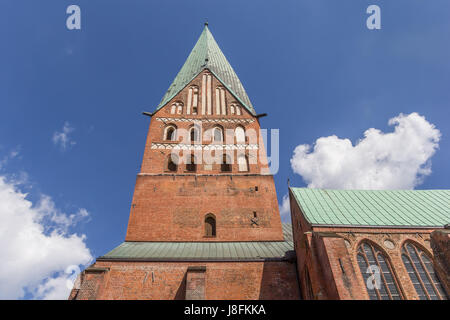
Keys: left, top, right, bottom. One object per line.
{"left": 126, "top": 174, "right": 283, "bottom": 241}
{"left": 71, "top": 260, "right": 300, "bottom": 300}
{"left": 289, "top": 189, "right": 448, "bottom": 300}
{"left": 125, "top": 70, "right": 283, "bottom": 242}
{"left": 430, "top": 229, "right": 450, "bottom": 295}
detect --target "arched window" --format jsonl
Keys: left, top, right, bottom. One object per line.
{"left": 356, "top": 241, "right": 403, "bottom": 300}
{"left": 186, "top": 154, "right": 196, "bottom": 172}
{"left": 164, "top": 125, "right": 177, "bottom": 141}
{"left": 230, "top": 104, "right": 235, "bottom": 115}
{"left": 235, "top": 126, "right": 245, "bottom": 144}
{"left": 167, "top": 154, "right": 178, "bottom": 172}
{"left": 221, "top": 154, "right": 232, "bottom": 172}
{"left": 402, "top": 241, "right": 448, "bottom": 300}
{"left": 170, "top": 104, "right": 176, "bottom": 114}
{"left": 237, "top": 154, "right": 249, "bottom": 172}
{"left": 190, "top": 126, "right": 200, "bottom": 143}
{"left": 213, "top": 127, "right": 223, "bottom": 142}
{"left": 236, "top": 106, "right": 241, "bottom": 115}
{"left": 205, "top": 214, "right": 216, "bottom": 237}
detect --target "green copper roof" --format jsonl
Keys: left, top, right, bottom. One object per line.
{"left": 290, "top": 188, "right": 450, "bottom": 228}
{"left": 98, "top": 224, "right": 294, "bottom": 261}
{"left": 156, "top": 25, "right": 256, "bottom": 115}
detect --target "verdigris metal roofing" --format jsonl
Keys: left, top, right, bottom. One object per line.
{"left": 290, "top": 188, "right": 450, "bottom": 228}
{"left": 98, "top": 224, "right": 294, "bottom": 261}
{"left": 156, "top": 24, "right": 256, "bottom": 115}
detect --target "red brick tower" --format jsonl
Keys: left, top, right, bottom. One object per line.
{"left": 126, "top": 24, "right": 283, "bottom": 242}
{"left": 69, "top": 24, "right": 299, "bottom": 300}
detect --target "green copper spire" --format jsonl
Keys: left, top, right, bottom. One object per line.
{"left": 156, "top": 24, "right": 256, "bottom": 115}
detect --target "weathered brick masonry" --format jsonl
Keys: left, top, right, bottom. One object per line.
{"left": 69, "top": 24, "right": 300, "bottom": 300}
{"left": 69, "top": 24, "right": 449, "bottom": 301}
{"left": 289, "top": 188, "right": 450, "bottom": 300}
{"left": 70, "top": 261, "right": 299, "bottom": 300}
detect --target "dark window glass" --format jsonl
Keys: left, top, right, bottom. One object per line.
{"left": 357, "top": 241, "right": 403, "bottom": 300}
{"left": 166, "top": 127, "right": 176, "bottom": 141}
{"left": 186, "top": 155, "right": 196, "bottom": 172}
{"left": 221, "top": 154, "right": 232, "bottom": 172}
{"left": 402, "top": 242, "right": 448, "bottom": 300}
{"left": 205, "top": 215, "right": 216, "bottom": 237}
{"left": 190, "top": 127, "right": 199, "bottom": 142}
{"left": 167, "top": 155, "right": 177, "bottom": 172}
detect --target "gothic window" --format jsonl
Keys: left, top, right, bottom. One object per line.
{"left": 167, "top": 154, "right": 178, "bottom": 172}
{"left": 213, "top": 127, "right": 223, "bottom": 142}
{"left": 170, "top": 102, "right": 183, "bottom": 115}
{"left": 186, "top": 154, "right": 197, "bottom": 172}
{"left": 190, "top": 126, "right": 200, "bottom": 143}
{"left": 230, "top": 104, "right": 235, "bottom": 115}
{"left": 164, "top": 125, "right": 177, "bottom": 141}
{"left": 205, "top": 214, "right": 216, "bottom": 237}
{"left": 236, "top": 106, "right": 241, "bottom": 115}
{"left": 235, "top": 126, "right": 245, "bottom": 143}
{"left": 221, "top": 154, "right": 232, "bottom": 172}
{"left": 401, "top": 241, "right": 448, "bottom": 300}
{"left": 237, "top": 154, "right": 249, "bottom": 172}
{"left": 356, "top": 241, "right": 403, "bottom": 300}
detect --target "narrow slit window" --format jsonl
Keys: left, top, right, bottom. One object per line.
{"left": 205, "top": 214, "right": 216, "bottom": 237}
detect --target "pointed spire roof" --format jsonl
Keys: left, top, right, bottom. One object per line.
{"left": 156, "top": 24, "right": 256, "bottom": 115}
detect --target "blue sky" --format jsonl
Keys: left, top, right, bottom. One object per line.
{"left": 1, "top": 1, "right": 449, "bottom": 299}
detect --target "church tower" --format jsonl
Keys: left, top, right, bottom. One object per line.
{"left": 126, "top": 23, "right": 284, "bottom": 242}
{"left": 69, "top": 24, "right": 299, "bottom": 300}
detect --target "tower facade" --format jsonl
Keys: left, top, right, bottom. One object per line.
{"left": 69, "top": 24, "right": 299, "bottom": 300}
{"left": 126, "top": 24, "right": 283, "bottom": 243}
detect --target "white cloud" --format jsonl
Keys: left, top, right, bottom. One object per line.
{"left": 0, "top": 176, "right": 93, "bottom": 299}
{"left": 0, "top": 146, "right": 21, "bottom": 169}
{"left": 52, "top": 122, "right": 76, "bottom": 151}
{"left": 279, "top": 194, "right": 291, "bottom": 220}
{"left": 290, "top": 112, "right": 441, "bottom": 189}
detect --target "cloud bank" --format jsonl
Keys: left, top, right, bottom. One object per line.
{"left": 0, "top": 176, "right": 93, "bottom": 299}
{"left": 290, "top": 112, "right": 440, "bottom": 189}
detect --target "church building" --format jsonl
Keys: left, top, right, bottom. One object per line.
{"left": 69, "top": 23, "right": 300, "bottom": 300}
{"left": 289, "top": 188, "right": 449, "bottom": 300}
{"left": 69, "top": 25, "right": 449, "bottom": 300}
